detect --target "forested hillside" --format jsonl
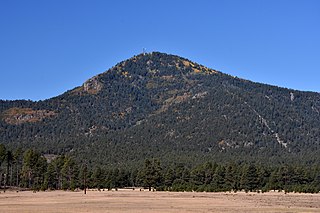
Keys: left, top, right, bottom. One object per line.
{"left": 1, "top": 52, "right": 320, "bottom": 168}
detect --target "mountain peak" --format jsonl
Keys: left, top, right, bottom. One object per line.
{"left": 66, "top": 52, "right": 220, "bottom": 98}
{"left": 106, "top": 51, "right": 218, "bottom": 77}
{"left": 78, "top": 52, "right": 219, "bottom": 96}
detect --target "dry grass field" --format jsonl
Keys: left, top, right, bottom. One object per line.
{"left": 0, "top": 189, "right": 319, "bottom": 213}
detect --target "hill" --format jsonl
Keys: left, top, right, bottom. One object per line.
{"left": 1, "top": 52, "right": 320, "bottom": 167}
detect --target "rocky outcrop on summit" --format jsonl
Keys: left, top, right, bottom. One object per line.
{"left": 83, "top": 76, "right": 103, "bottom": 94}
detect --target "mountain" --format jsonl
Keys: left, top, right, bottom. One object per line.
{"left": 1, "top": 52, "right": 320, "bottom": 168}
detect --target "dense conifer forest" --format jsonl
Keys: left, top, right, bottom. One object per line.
{"left": 0, "top": 145, "right": 319, "bottom": 193}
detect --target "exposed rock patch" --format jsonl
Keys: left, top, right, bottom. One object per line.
{"left": 2, "top": 107, "right": 56, "bottom": 125}
{"left": 83, "top": 76, "right": 103, "bottom": 94}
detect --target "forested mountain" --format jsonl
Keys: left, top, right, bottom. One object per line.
{"left": 1, "top": 52, "right": 320, "bottom": 168}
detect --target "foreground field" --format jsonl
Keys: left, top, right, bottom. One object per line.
{"left": 0, "top": 189, "right": 319, "bottom": 213}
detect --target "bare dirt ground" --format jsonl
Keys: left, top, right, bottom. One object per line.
{"left": 0, "top": 189, "right": 319, "bottom": 213}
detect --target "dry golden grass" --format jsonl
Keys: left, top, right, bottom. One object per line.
{"left": 0, "top": 190, "right": 319, "bottom": 213}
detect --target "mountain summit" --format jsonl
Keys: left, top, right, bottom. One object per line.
{"left": 1, "top": 52, "right": 320, "bottom": 167}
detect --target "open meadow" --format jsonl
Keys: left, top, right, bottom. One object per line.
{"left": 0, "top": 189, "right": 319, "bottom": 213}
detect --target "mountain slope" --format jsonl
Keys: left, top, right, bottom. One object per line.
{"left": 1, "top": 52, "right": 320, "bottom": 167}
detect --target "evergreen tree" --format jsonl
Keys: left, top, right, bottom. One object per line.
{"left": 225, "top": 163, "right": 238, "bottom": 191}
{"left": 268, "top": 169, "right": 281, "bottom": 191}
{"left": 141, "top": 158, "right": 163, "bottom": 191}
{"left": 0, "top": 144, "right": 6, "bottom": 188}
{"left": 240, "top": 164, "right": 258, "bottom": 192}
{"left": 79, "top": 164, "right": 89, "bottom": 193}
{"left": 256, "top": 165, "right": 270, "bottom": 191}
{"left": 21, "top": 149, "right": 47, "bottom": 190}
{"left": 164, "top": 167, "right": 175, "bottom": 188}
{"left": 312, "top": 172, "right": 320, "bottom": 193}
{"left": 44, "top": 163, "right": 56, "bottom": 190}
{"left": 0, "top": 144, "right": 6, "bottom": 167}
{"left": 52, "top": 156, "right": 66, "bottom": 190}
{"left": 211, "top": 164, "right": 226, "bottom": 191}
{"left": 4, "top": 150, "right": 13, "bottom": 187}
{"left": 91, "top": 166, "right": 104, "bottom": 190}
{"left": 61, "top": 157, "right": 78, "bottom": 190}
{"left": 13, "top": 148, "right": 23, "bottom": 187}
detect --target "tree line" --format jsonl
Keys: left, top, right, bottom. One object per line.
{"left": 0, "top": 144, "right": 319, "bottom": 193}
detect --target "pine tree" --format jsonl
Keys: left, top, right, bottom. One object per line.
{"left": 164, "top": 167, "right": 175, "bottom": 188}
{"left": 91, "top": 166, "right": 104, "bottom": 190}
{"left": 141, "top": 158, "right": 163, "bottom": 191}
{"left": 21, "top": 149, "right": 47, "bottom": 190}
{"left": 61, "top": 157, "right": 78, "bottom": 190}
{"left": 44, "top": 163, "right": 56, "bottom": 190}
{"left": 225, "top": 163, "right": 238, "bottom": 191}
{"left": 13, "top": 148, "right": 23, "bottom": 187}
{"left": 4, "top": 151, "right": 13, "bottom": 187}
{"left": 0, "top": 144, "right": 6, "bottom": 189}
{"left": 211, "top": 164, "right": 226, "bottom": 191}
{"left": 240, "top": 164, "right": 258, "bottom": 192}
{"left": 52, "top": 156, "right": 66, "bottom": 190}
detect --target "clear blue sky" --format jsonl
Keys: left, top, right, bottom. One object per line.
{"left": 0, "top": 0, "right": 319, "bottom": 100}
